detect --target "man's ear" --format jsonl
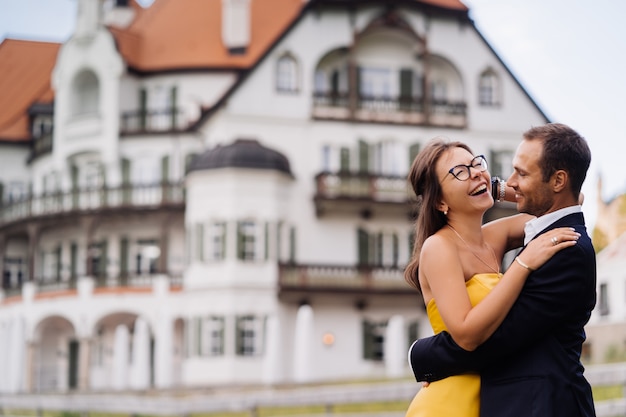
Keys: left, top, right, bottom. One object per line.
{"left": 552, "top": 170, "right": 568, "bottom": 193}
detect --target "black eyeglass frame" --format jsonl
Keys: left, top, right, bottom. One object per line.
{"left": 446, "top": 155, "right": 488, "bottom": 181}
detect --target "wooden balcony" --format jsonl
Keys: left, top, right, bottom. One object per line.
{"left": 312, "top": 92, "right": 467, "bottom": 127}
{"left": 278, "top": 263, "right": 415, "bottom": 300}
{"left": 314, "top": 172, "right": 415, "bottom": 218}
{"left": 0, "top": 182, "right": 184, "bottom": 230}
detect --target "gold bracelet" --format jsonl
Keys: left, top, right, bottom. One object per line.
{"left": 515, "top": 256, "right": 535, "bottom": 272}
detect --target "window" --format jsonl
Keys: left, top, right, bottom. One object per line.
{"left": 136, "top": 239, "right": 160, "bottom": 275}
{"left": 489, "top": 149, "right": 514, "bottom": 179}
{"left": 197, "top": 316, "right": 225, "bottom": 356}
{"left": 358, "top": 229, "right": 399, "bottom": 267}
{"left": 362, "top": 319, "right": 387, "bottom": 361}
{"left": 276, "top": 54, "right": 298, "bottom": 93}
{"left": 237, "top": 221, "right": 266, "bottom": 261}
{"left": 209, "top": 222, "right": 227, "bottom": 261}
{"left": 599, "top": 283, "right": 609, "bottom": 316}
{"left": 235, "top": 315, "right": 264, "bottom": 356}
{"left": 359, "top": 67, "right": 392, "bottom": 99}
{"left": 479, "top": 69, "right": 500, "bottom": 106}
{"left": 71, "top": 70, "right": 100, "bottom": 116}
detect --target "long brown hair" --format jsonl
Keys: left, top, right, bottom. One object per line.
{"left": 404, "top": 138, "right": 474, "bottom": 290}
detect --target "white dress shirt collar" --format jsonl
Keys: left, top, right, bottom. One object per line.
{"left": 523, "top": 205, "right": 582, "bottom": 246}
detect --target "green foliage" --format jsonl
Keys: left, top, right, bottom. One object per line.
{"left": 592, "top": 227, "right": 608, "bottom": 253}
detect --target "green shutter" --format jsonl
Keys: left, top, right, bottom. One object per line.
{"left": 71, "top": 165, "right": 79, "bottom": 208}
{"left": 99, "top": 240, "right": 108, "bottom": 278}
{"left": 218, "top": 316, "right": 225, "bottom": 355}
{"left": 399, "top": 68, "right": 413, "bottom": 109}
{"left": 408, "top": 321, "right": 419, "bottom": 349}
{"left": 196, "top": 223, "right": 204, "bottom": 262}
{"left": 236, "top": 222, "right": 243, "bottom": 260}
{"left": 70, "top": 242, "right": 78, "bottom": 280}
{"left": 235, "top": 316, "right": 243, "bottom": 355}
{"left": 120, "top": 237, "right": 129, "bottom": 278}
{"left": 340, "top": 147, "right": 350, "bottom": 172}
{"left": 358, "top": 140, "right": 369, "bottom": 174}
{"left": 489, "top": 150, "right": 503, "bottom": 178}
{"left": 170, "top": 86, "right": 178, "bottom": 129}
{"left": 55, "top": 245, "right": 62, "bottom": 282}
{"left": 409, "top": 143, "right": 421, "bottom": 166}
{"left": 121, "top": 158, "right": 131, "bottom": 204}
{"left": 362, "top": 320, "right": 373, "bottom": 360}
{"left": 196, "top": 317, "right": 202, "bottom": 356}
{"left": 139, "top": 88, "right": 147, "bottom": 130}
{"left": 289, "top": 226, "right": 296, "bottom": 264}
{"left": 161, "top": 155, "right": 170, "bottom": 183}
{"left": 357, "top": 228, "right": 369, "bottom": 266}
{"left": 0, "top": 181, "right": 5, "bottom": 206}
{"left": 392, "top": 233, "right": 399, "bottom": 267}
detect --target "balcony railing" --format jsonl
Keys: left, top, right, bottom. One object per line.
{"left": 315, "top": 172, "right": 410, "bottom": 202}
{"left": 120, "top": 108, "right": 188, "bottom": 134}
{"left": 2, "top": 273, "right": 183, "bottom": 298}
{"left": 0, "top": 182, "right": 184, "bottom": 227}
{"left": 312, "top": 92, "right": 466, "bottom": 127}
{"left": 278, "top": 263, "right": 413, "bottom": 294}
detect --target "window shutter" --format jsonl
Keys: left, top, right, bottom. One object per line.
{"left": 357, "top": 228, "right": 369, "bottom": 266}
{"left": 358, "top": 140, "right": 369, "bottom": 174}
{"left": 221, "top": 222, "right": 227, "bottom": 260}
{"left": 218, "top": 316, "right": 225, "bottom": 355}
{"left": 196, "top": 317, "right": 202, "bottom": 356}
{"left": 409, "top": 143, "right": 421, "bottom": 166}
{"left": 408, "top": 321, "right": 419, "bottom": 349}
{"left": 139, "top": 88, "right": 147, "bottom": 130}
{"left": 170, "top": 86, "right": 178, "bottom": 129}
{"left": 120, "top": 237, "right": 129, "bottom": 278}
{"left": 235, "top": 316, "right": 243, "bottom": 355}
{"left": 99, "top": 240, "right": 108, "bottom": 278}
{"left": 400, "top": 68, "right": 413, "bottom": 109}
{"left": 362, "top": 320, "right": 373, "bottom": 360}
{"left": 55, "top": 245, "right": 62, "bottom": 281}
{"left": 0, "top": 181, "right": 4, "bottom": 206}
{"left": 161, "top": 155, "right": 170, "bottom": 183}
{"left": 236, "top": 222, "right": 244, "bottom": 260}
{"left": 70, "top": 242, "right": 78, "bottom": 280}
{"left": 289, "top": 226, "right": 296, "bottom": 264}
{"left": 392, "top": 233, "right": 399, "bottom": 267}
{"left": 71, "top": 165, "right": 79, "bottom": 208}
{"left": 340, "top": 147, "right": 350, "bottom": 172}
{"left": 196, "top": 223, "right": 204, "bottom": 262}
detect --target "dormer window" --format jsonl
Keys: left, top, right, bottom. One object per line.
{"left": 276, "top": 53, "right": 299, "bottom": 93}
{"left": 479, "top": 68, "right": 500, "bottom": 106}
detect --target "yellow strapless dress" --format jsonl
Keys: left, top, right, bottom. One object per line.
{"left": 405, "top": 273, "right": 501, "bottom": 417}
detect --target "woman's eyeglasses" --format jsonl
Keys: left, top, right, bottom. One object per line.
{"left": 446, "top": 155, "right": 488, "bottom": 181}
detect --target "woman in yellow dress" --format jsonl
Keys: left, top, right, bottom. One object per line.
{"left": 403, "top": 138, "right": 579, "bottom": 416}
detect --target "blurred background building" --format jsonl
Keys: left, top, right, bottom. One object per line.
{"left": 0, "top": 0, "right": 548, "bottom": 393}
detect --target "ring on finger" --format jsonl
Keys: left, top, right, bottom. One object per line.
{"left": 551, "top": 236, "right": 558, "bottom": 246}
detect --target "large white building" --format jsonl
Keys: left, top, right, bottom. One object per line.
{"left": 0, "top": 0, "right": 549, "bottom": 393}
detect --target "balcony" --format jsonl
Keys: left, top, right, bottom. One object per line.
{"left": 0, "top": 182, "right": 185, "bottom": 229}
{"left": 120, "top": 108, "right": 190, "bottom": 135}
{"left": 278, "top": 263, "right": 414, "bottom": 300}
{"left": 312, "top": 92, "right": 467, "bottom": 127}
{"left": 314, "top": 172, "right": 414, "bottom": 218}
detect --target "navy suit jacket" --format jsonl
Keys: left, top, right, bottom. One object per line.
{"left": 409, "top": 212, "right": 597, "bottom": 417}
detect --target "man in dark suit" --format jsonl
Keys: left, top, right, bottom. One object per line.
{"left": 409, "top": 123, "right": 597, "bottom": 417}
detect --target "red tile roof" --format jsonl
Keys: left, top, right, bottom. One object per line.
{"left": 0, "top": 39, "right": 60, "bottom": 142}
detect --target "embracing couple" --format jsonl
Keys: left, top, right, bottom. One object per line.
{"left": 404, "top": 123, "right": 596, "bottom": 417}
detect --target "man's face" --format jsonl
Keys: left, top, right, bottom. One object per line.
{"left": 507, "top": 139, "right": 554, "bottom": 217}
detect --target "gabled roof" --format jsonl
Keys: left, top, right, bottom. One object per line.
{"left": 0, "top": 39, "right": 60, "bottom": 142}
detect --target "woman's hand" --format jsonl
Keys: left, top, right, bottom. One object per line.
{"left": 516, "top": 227, "right": 580, "bottom": 271}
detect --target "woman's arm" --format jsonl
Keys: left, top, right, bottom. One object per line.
{"left": 421, "top": 227, "right": 579, "bottom": 351}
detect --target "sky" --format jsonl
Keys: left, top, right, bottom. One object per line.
{"left": 1, "top": 0, "right": 625, "bottom": 229}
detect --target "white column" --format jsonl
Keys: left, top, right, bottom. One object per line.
{"left": 131, "top": 317, "right": 150, "bottom": 390}
{"left": 292, "top": 305, "right": 314, "bottom": 383}
{"left": 262, "top": 315, "right": 282, "bottom": 385}
{"left": 0, "top": 322, "right": 7, "bottom": 392}
{"left": 154, "top": 309, "right": 173, "bottom": 388}
{"left": 8, "top": 317, "right": 25, "bottom": 393}
{"left": 112, "top": 324, "right": 129, "bottom": 390}
{"left": 384, "top": 315, "right": 406, "bottom": 378}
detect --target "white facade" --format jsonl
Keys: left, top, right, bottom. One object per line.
{"left": 0, "top": 0, "right": 549, "bottom": 393}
